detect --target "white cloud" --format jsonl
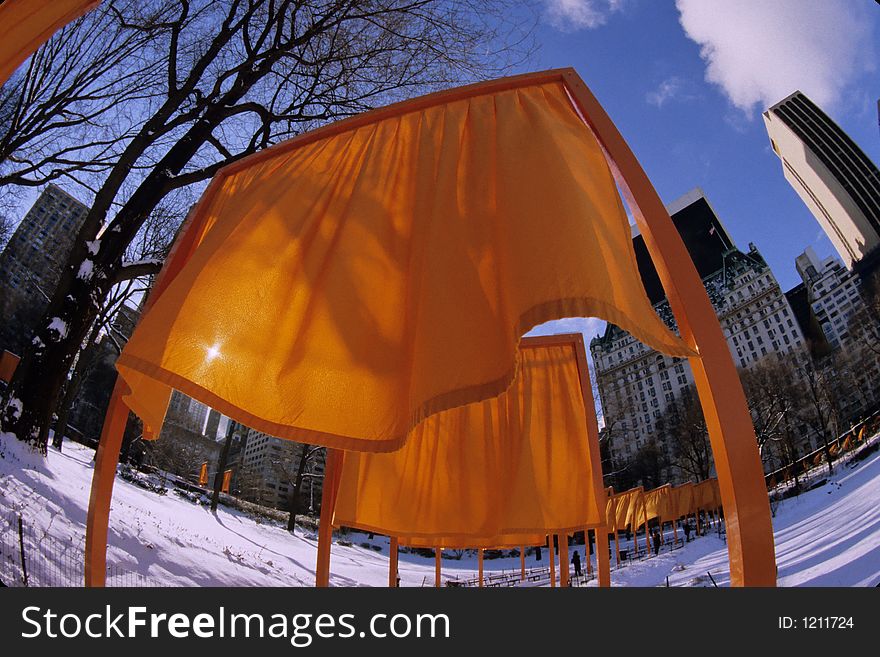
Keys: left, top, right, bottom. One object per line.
{"left": 544, "top": 0, "right": 625, "bottom": 31}
{"left": 675, "top": 0, "right": 875, "bottom": 116}
{"left": 646, "top": 76, "right": 697, "bottom": 108}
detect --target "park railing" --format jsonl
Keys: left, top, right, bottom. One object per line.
{"left": 764, "top": 413, "right": 880, "bottom": 492}
{"left": 0, "top": 513, "right": 162, "bottom": 587}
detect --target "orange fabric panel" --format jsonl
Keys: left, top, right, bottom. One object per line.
{"left": 333, "top": 342, "right": 604, "bottom": 540}
{"left": 609, "top": 487, "right": 644, "bottom": 532}
{"left": 693, "top": 478, "right": 721, "bottom": 511}
{"left": 643, "top": 484, "right": 674, "bottom": 523}
{"left": 672, "top": 482, "right": 695, "bottom": 518}
{"left": 0, "top": 0, "right": 100, "bottom": 85}
{"left": 399, "top": 534, "right": 546, "bottom": 550}
{"left": 710, "top": 478, "right": 721, "bottom": 510}
{"left": 115, "top": 76, "right": 692, "bottom": 449}
{"left": 605, "top": 494, "right": 618, "bottom": 532}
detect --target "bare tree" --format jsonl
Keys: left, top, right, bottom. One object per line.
{"left": 0, "top": 1, "right": 170, "bottom": 189}
{"left": 258, "top": 440, "right": 326, "bottom": 530}
{"left": 51, "top": 203, "right": 178, "bottom": 449}
{"left": 1, "top": 0, "right": 534, "bottom": 451}
{"left": 234, "top": 459, "right": 272, "bottom": 507}
{"left": 846, "top": 271, "right": 880, "bottom": 360}
{"left": 739, "top": 357, "right": 799, "bottom": 466}
{"left": 0, "top": 210, "right": 12, "bottom": 248}
{"left": 656, "top": 384, "right": 712, "bottom": 482}
{"left": 791, "top": 347, "right": 841, "bottom": 476}
{"left": 143, "top": 431, "right": 204, "bottom": 479}
{"left": 627, "top": 440, "right": 668, "bottom": 490}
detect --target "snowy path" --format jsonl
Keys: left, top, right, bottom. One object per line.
{"left": 1, "top": 433, "right": 879, "bottom": 587}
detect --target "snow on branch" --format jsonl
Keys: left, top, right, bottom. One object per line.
{"left": 113, "top": 258, "right": 164, "bottom": 284}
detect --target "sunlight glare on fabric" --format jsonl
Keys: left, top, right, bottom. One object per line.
{"left": 205, "top": 342, "right": 222, "bottom": 362}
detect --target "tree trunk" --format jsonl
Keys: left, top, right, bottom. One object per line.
{"left": 822, "top": 437, "right": 834, "bottom": 476}
{"left": 286, "top": 444, "right": 311, "bottom": 533}
{"left": 1, "top": 260, "right": 107, "bottom": 452}
{"left": 210, "top": 428, "right": 234, "bottom": 513}
{"left": 50, "top": 323, "right": 103, "bottom": 450}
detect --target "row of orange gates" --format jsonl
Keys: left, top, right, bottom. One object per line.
{"left": 461, "top": 478, "right": 723, "bottom": 589}
{"left": 384, "top": 477, "right": 724, "bottom": 589}
{"left": 764, "top": 412, "right": 880, "bottom": 488}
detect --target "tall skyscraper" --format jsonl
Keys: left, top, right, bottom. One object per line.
{"left": 0, "top": 184, "right": 90, "bottom": 354}
{"left": 763, "top": 91, "right": 880, "bottom": 268}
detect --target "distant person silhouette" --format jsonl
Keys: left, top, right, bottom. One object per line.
{"left": 571, "top": 550, "right": 582, "bottom": 577}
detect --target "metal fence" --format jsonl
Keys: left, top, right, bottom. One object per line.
{"left": 0, "top": 513, "right": 161, "bottom": 587}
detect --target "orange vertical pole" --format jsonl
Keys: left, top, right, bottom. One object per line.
{"left": 85, "top": 207, "right": 214, "bottom": 585}
{"left": 520, "top": 546, "right": 526, "bottom": 581}
{"left": 84, "top": 380, "right": 129, "bottom": 587}
{"left": 673, "top": 519, "right": 678, "bottom": 544}
{"left": 389, "top": 537, "right": 399, "bottom": 588}
{"left": 548, "top": 537, "right": 556, "bottom": 588}
{"left": 570, "top": 333, "right": 611, "bottom": 581}
{"left": 435, "top": 549, "right": 442, "bottom": 588}
{"left": 562, "top": 69, "right": 776, "bottom": 586}
{"left": 478, "top": 549, "right": 484, "bottom": 587}
{"left": 315, "top": 448, "right": 344, "bottom": 587}
{"left": 559, "top": 534, "right": 569, "bottom": 587}
{"left": 696, "top": 510, "right": 702, "bottom": 536}
{"left": 585, "top": 529, "right": 593, "bottom": 576}
{"left": 644, "top": 507, "right": 650, "bottom": 556}
{"left": 596, "top": 528, "right": 611, "bottom": 588}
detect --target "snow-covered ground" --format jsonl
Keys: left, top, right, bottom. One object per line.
{"left": 1, "top": 432, "right": 879, "bottom": 587}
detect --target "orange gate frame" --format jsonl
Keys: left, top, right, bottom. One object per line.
{"left": 84, "top": 68, "right": 775, "bottom": 587}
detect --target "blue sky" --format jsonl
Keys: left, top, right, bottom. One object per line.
{"left": 526, "top": 0, "right": 880, "bottom": 347}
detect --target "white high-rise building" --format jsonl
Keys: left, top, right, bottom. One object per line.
{"left": 795, "top": 247, "right": 863, "bottom": 350}
{"left": 764, "top": 91, "right": 880, "bottom": 269}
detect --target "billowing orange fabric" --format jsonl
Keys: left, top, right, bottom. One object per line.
{"left": 0, "top": 0, "right": 100, "bottom": 85}
{"left": 710, "top": 478, "right": 721, "bottom": 510}
{"left": 115, "top": 75, "right": 692, "bottom": 451}
{"left": 672, "top": 482, "right": 695, "bottom": 519}
{"left": 693, "top": 478, "right": 721, "bottom": 512}
{"left": 608, "top": 487, "right": 645, "bottom": 532}
{"left": 643, "top": 485, "right": 674, "bottom": 524}
{"left": 332, "top": 342, "right": 605, "bottom": 540}
{"left": 605, "top": 494, "right": 618, "bottom": 532}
